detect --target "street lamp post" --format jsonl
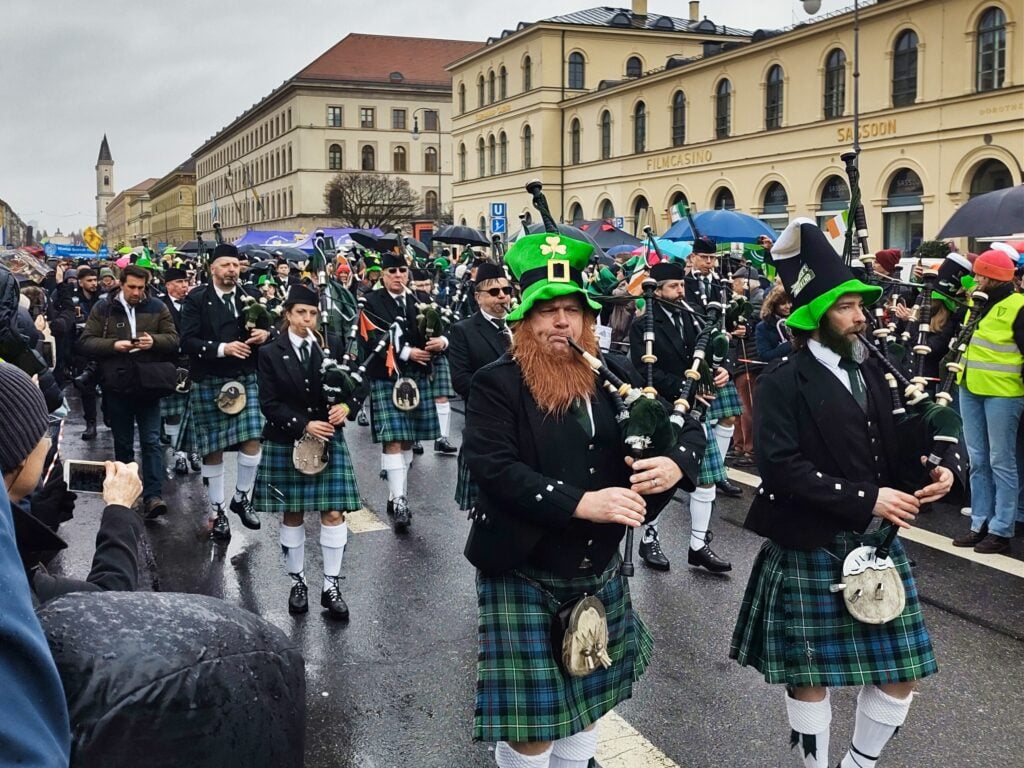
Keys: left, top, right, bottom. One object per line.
{"left": 411, "top": 108, "right": 442, "bottom": 223}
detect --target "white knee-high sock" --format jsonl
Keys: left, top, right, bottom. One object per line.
{"left": 495, "top": 742, "right": 552, "bottom": 768}
{"left": 235, "top": 450, "right": 262, "bottom": 497}
{"left": 202, "top": 463, "right": 225, "bottom": 511}
{"left": 401, "top": 449, "right": 413, "bottom": 495}
{"left": 320, "top": 522, "right": 347, "bottom": 589}
{"left": 689, "top": 486, "right": 716, "bottom": 550}
{"left": 402, "top": 448, "right": 413, "bottom": 469}
{"left": 382, "top": 453, "right": 406, "bottom": 500}
{"left": 786, "top": 690, "right": 832, "bottom": 768}
{"left": 840, "top": 686, "right": 912, "bottom": 768}
{"left": 280, "top": 523, "right": 305, "bottom": 577}
{"left": 435, "top": 401, "right": 451, "bottom": 439}
{"left": 165, "top": 422, "right": 180, "bottom": 442}
{"left": 713, "top": 422, "right": 735, "bottom": 461}
{"left": 550, "top": 727, "right": 598, "bottom": 768}
{"left": 642, "top": 515, "right": 659, "bottom": 543}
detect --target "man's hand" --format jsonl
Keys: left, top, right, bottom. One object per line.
{"left": 425, "top": 337, "right": 446, "bottom": 353}
{"left": 113, "top": 340, "right": 135, "bottom": 353}
{"left": 327, "top": 404, "right": 348, "bottom": 426}
{"left": 103, "top": 461, "right": 142, "bottom": 508}
{"left": 574, "top": 487, "right": 646, "bottom": 527}
{"left": 246, "top": 329, "right": 270, "bottom": 346}
{"left": 305, "top": 420, "right": 335, "bottom": 439}
{"left": 916, "top": 462, "right": 954, "bottom": 504}
{"left": 713, "top": 366, "right": 730, "bottom": 388}
{"left": 893, "top": 303, "right": 912, "bottom": 321}
{"left": 224, "top": 341, "right": 252, "bottom": 359}
{"left": 625, "top": 455, "right": 683, "bottom": 495}
{"left": 732, "top": 325, "right": 747, "bottom": 339}
{"left": 409, "top": 348, "right": 432, "bottom": 365}
{"left": 873, "top": 487, "right": 920, "bottom": 529}
{"left": 135, "top": 332, "right": 154, "bottom": 351}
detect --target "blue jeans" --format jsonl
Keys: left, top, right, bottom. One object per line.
{"left": 106, "top": 395, "right": 164, "bottom": 500}
{"left": 959, "top": 388, "right": 1024, "bottom": 538}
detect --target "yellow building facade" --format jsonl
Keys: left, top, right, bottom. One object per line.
{"left": 149, "top": 159, "right": 196, "bottom": 248}
{"left": 105, "top": 179, "right": 157, "bottom": 249}
{"left": 450, "top": 0, "right": 1022, "bottom": 253}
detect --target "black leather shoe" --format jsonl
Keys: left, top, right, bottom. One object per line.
{"left": 229, "top": 491, "right": 261, "bottom": 530}
{"left": 386, "top": 497, "right": 395, "bottom": 517}
{"left": 434, "top": 437, "right": 458, "bottom": 455}
{"left": 288, "top": 574, "right": 309, "bottom": 614}
{"left": 174, "top": 452, "right": 189, "bottom": 476}
{"left": 160, "top": 433, "right": 171, "bottom": 446}
{"left": 357, "top": 410, "right": 369, "bottom": 427}
{"left": 393, "top": 496, "right": 411, "bottom": 533}
{"left": 638, "top": 530, "right": 670, "bottom": 571}
{"left": 143, "top": 496, "right": 168, "bottom": 520}
{"left": 411, "top": 441, "right": 424, "bottom": 455}
{"left": 82, "top": 422, "right": 97, "bottom": 441}
{"left": 716, "top": 479, "right": 743, "bottom": 498}
{"left": 688, "top": 541, "right": 732, "bottom": 572}
{"left": 188, "top": 453, "right": 201, "bottom": 473}
{"left": 974, "top": 533, "right": 1011, "bottom": 554}
{"left": 210, "top": 506, "right": 231, "bottom": 541}
{"left": 321, "top": 577, "right": 350, "bottom": 620}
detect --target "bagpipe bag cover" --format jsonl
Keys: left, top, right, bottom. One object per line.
{"left": 37, "top": 591, "right": 305, "bottom": 768}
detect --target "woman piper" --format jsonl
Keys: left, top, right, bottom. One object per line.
{"left": 255, "top": 285, "right": 359, "bottom": 620}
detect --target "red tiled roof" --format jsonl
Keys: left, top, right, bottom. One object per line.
{"left": 297, "top": 33, "right": 483, "bottom": 87}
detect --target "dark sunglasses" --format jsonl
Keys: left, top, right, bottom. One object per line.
{"left": 386, "top": 267, "right": 408, "bottom": 274}
{"left": 481, "top": 286, "right": 513, "bottom": 297}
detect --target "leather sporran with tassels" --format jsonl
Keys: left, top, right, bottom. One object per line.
{"left": 292, "top": 433, "right": 329, "bottom": 476}
{"left": 216, "top": 380, "right": 247, "bottom": 415}
{"left": 551, "top": 595, "right": 613, "bottom": 677}
{"left": 392, "top": 377, "right": 420, "bottom": 411}
{"left": 834, "top": 545, "right": 907, "bottom": 625}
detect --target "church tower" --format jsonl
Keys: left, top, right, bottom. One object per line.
{"left": 95, "top": 135, "right": 114, "bottom": 235}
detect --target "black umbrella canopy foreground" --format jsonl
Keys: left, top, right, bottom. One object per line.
{"left": 577, "top": 220, "right": 642, "bottom": 249}
{"left": 404, "top": 237, "right": 430, "bottom": 257}
{"left": 237, "top": 244, "right": 273, "bottom": 261}
{"left": 433, "top": 224, "right": 490, "bottom": 247}
{"left": 937, "top": 184, "right": 1024, "bottom": 239}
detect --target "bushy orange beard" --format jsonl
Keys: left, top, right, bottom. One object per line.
{"left": 512, "top": 320, "right": 598, "bottom": 416}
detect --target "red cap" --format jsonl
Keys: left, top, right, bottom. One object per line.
{"left": 873, "top": 248, "right": 901, "bottom": 274}
{"left": 974, "top": 249, "right": 1016, "bottom": 282}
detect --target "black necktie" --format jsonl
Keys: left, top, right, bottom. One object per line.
{"left": 299, "top": 339, "right": 310, "bottom": 365}
{"left": 492, "top": 318, "right": 505, "bottom": 332}
{"left": 222, "top": 293, "right": 235, "bottom": 317}
{"left": 838, "top": 358, "right": 867, "bottom": 411}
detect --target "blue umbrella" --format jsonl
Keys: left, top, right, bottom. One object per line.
{"left": 653, "top": 238, "right": 692, "bottom": 261}
{"left": 662, "top": 209, "right": 779, "bottom": 244}
{"left": 607, "top": 244, "right": 637, "bottom": 257}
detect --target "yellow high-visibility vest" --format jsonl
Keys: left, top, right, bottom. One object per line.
{"left": 960, "top": 292, "right": 1024, "bottom": 397}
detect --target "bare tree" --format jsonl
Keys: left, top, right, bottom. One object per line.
{"left": 324, "top": 172, "right": 420, "bottom": 229}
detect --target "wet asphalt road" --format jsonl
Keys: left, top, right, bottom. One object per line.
{"left": 52, "top": 398, "right": 1024, "bottom": 768}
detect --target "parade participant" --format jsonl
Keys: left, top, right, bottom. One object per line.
{"left": 410, "top": 268, "right": 458, "bottom": 455}
{"left": 953, "top": 248, "right": 1024, "bottom": 554}
{"left": 729, "top": 265, "right": 762, "bottom": 467}
{"left": 361, "top": 251, "right": 440, "bottom": 532}
{"left": 258, "top": 275, "right": 284, "bottom": 314}
{"left": 730, "top": 220, "right": 957, "bottom": 768}
{"left": 629, "top": 260, "right": 732, "bottom": 572}
{"left": 179, "top": 242, "right": 269, "bottom": 540}
{"left": 255, "top": 285, "right": 356, "bottom": 619}
{"left": 464, "top": 227, "right": 704, "bottom": 768}
{"left": 159, "top": 267, "right": 200, "bottom": 475}
{"left": 755, "top": 285, "right": 794, "bottom": 363}
{"left": 78, "top": 265, "right": 179, "bottom": 520}
{"left": 448, "top": 261, "right": 511, "bottom": 511}
{"left": 99, "top": 267, "right": 117, "bottom": 294}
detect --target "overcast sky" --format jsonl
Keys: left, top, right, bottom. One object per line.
{"left": 1, "top": 0, "right": 850, "bottom": 235}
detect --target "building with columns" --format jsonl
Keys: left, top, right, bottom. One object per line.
{"left": 192, "top": 33, "right": 482, "bottom": 242}
{"left": 95, "top": 135, "right": 114, "bottom": 236}
{"left": 449, "top": 0, "right": 1021, "bottom": 253}
{"left": 105, "top": 178, "right": 157, "bottom": 248}
{"left": 149, "top": 158, "right": 196, "bottom": 248}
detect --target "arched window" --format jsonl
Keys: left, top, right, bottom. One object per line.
{"left": 715, "top": 79, "right": 731, "bottom": 139}
{"left": 103, "top": 175, "right": 109, "bottom": 187}
{"left": 488, "top": 135, "right": 496, "bottom": 176}
{"left": 477, "top": 138, "right": 486, "bottom": 177}
{"left": 361, "top": 145, "right": 375, "bottom": 171}
{"left": 458, "top": 83, "right": 466, "bottom": 113}
{"left": 499, "top": 67, "right": 508, "bottom": 100}
{"left": 669, "top": 191, "right": 689, "bottom": 216}
{"left": 568, "top": 203, "right": 584, "bottom": 225}
{"left": 328, "top": 143, "right": 343, "bottom": 170}
{"left": 976, "top": 8, "right": 1006, "bottom": 92}
{"left": 523, "top": 55, "right": 532, "bottom": 91}
{"left": 884, "top": 168, "right": 924, "bottom": 253}
{"left": 424, "top": 146, "right": 438, "bottom": 174}
{"left": 713, "top": 187, "right": 735, "bottom": 210}
{"left": 765, "top": 65, "right": 784, "bottom": 130}
{"left": 498, "top": 132, "right": 508, "bottom": 173}
{"left": 570, "top": 119, "right": 581, "bottom": 165}
{"left": 477, "top": 75, "right": 485, "bottom": 107}
{"left": 488, "top": 71, "right": 496, "bottom": 103}
{"left": 970, "top": 158, "right": 1013, "bottom": 198}
{"left": 625, "top": 56, "right": 642, "bottom": 77}
{"left": 523, "top": 125, "right": 533, "bottom": 169}
{"left": 824, "top": 49, "right": 846, "bottom": 119}
{"left": 425, "top": 191, "right": 438, "bottom": 217}
{"left": 761, "top": 182, "right": 789, "bottom": 233}
{"left": 600, "top": 199, "right": 615, "bottom": 220}
{"left": 479, "top": 216, "right": 487, "bottom": 232}
{"left": 633, "top": 101, "right": 646, "bottom": 154}
{"left": 458, "top": 143, "right": 467, "bottom": 180}
{"left": 671, "top": 91, "right": 686, "bottom": 147}
{"left": 632, "top": 196, "right": 649, "bottom": 234}
{"left": 892, "top": 30, "right": 918, "bottom": 107}
{"left": 393, "top": 146, "right": 407, "bottom": 172}
{"left": 568, "top": 52, "right": 585, "bottom": 89}
{"left": 600, "top": 110, "right": 612, "bottom": 160}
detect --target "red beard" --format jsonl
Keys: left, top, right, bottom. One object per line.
{"left": 512, "top": 321, "right": 598, "bottom": 416}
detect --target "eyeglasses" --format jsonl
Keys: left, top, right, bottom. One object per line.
{"left": 386, "top": 267, "right": 408, "bottom": 274}
{"left": 481, "top": 286, "right": 513, "bottom": 297}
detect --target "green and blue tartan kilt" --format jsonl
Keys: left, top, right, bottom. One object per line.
{"left": 424, "top": 355, "right": 457, "bottom": 400}
{"left": 706, "top": 380, "right": 743, "bottom": 421}
{"left": 190, "top": 374, "right": 265, "bottom": 458}
{"left": 160, "top": 390, "right": 189, "bottom": 420}
{"left": 254, "top": 435, "right": 361, "bottom": 514}
{"left": 160, "top": 392, "right": 196, "bottom": 453}
{"left": 696, "top": 418, "right": 728, "bottom": 486}
{"left": 729, "top": 529, "right": 937, "bottom": 688}
{"left": 455, "top": 449, "right": 477, "bottom": 511}
{"left": 474, "top": 555, "right": 653, "bottom": 743}
{"left": 369, "top": 378, "right": 440, "bottom": 444}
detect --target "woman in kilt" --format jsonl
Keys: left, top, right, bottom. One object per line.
{"left": 464, "top": 229, "right": 705, "bottom": 768}
{"left": 729, "top": 221, "right": 959, "bottom": 768}
{"left": 255, "top": 285, "right": 358, "bottom": 620}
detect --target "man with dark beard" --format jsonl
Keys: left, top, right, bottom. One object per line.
{"left": 464, "top": 230, "right": 706, "bottom": 768}
{"left": 730, "top": 220, "right": 960, "bottom": 768}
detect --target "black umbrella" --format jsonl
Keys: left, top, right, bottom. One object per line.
{"left": 267, "top": 246, "right": 309, "bottom": 263}
{"left": 349, "top": 230, "right": 386, "bottom": 250}
{"left": 511, "top": 223, "right": 612, "bottom": 265}
{"left": 237, "top": 244, "right": 273, "bottom": 261}
{"left": 433, "top": 224, "right": 490, "bottom": 247}
{"left": 576, "top": 220, "right": 642, "bottom": 249}
{"left": 937, "top": 184, "right": 1024, "bottom": 239}
{"left": 404, "top": 237, "right": 430, "bottom": 258}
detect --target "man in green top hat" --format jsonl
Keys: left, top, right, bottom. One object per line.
{"left": 730, "top": 218, "right": 960, "bottom": 768}
{"left": 463, "top": 230, "right": 705, "bottom": 768}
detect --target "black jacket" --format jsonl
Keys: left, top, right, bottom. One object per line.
{"left": 448, "top": 311, "right": 509, "bottom": 400}
{"left": 745, "top": 348, "right": 966, "bottom": 550}
{"left": 179, "top": 283, "right": 263, "bottom": 380}
{"left": 257, "top": 332, "right": 328, "bottom": 443}
{"left": 360, "top": 289, "right": 432, "bottom": 381}
{"left": 629, "top": 306, "right": 699, "bottom": 401}
{"left": 463, "top": 354, "right": 705, "bottom": 576}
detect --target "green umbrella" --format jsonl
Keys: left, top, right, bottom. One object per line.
{"left": 117, "top": 246, "right": 133, "bottom": 255}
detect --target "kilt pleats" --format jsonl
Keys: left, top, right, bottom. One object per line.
{"left": 706, "top": 380, "right": 743, "bottom": 421}
{"left": 190, "top": 374, "right": 264, "bottom": 457}
{"left": 424, "top": 355, "right": 457, "bottom": 399}
{"left": 369, "top": 378, "right": 440, "bottom": 444}
{"left": 255, "top": 434, "right": 361, "bottom": 514}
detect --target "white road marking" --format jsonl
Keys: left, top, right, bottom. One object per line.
{"left": 596, "top": 711, "right": 680, "bottom": 768}
{"left": 726, "top": 469, "right": 1024, "bottom": 580}
{"left": 346, "top": 507, "right": 389, "bottom": 533}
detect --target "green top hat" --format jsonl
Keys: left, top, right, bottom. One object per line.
{"left": 135, "top": 255, "right": 162, "bottom": 272}
{"left": 505, "top": 232, "right": 600, "bottom": 322}
{"left": 772, "top": 218, "right": 881, "bottom": 331}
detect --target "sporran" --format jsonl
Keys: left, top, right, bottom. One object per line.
{"left": 217, "top": 380, "right": 247, "bottom": 415}
{"left": 392, "top": 376, "right": 420, "bottom": 411}
{"left": 551, "top": 595, "right": 613, "bottom": 678}
{"left": 832, "top": 545, "right": 907, "bottom": 625}
{"left": 292, "top": 433, "right": 329, "bottom": 476}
